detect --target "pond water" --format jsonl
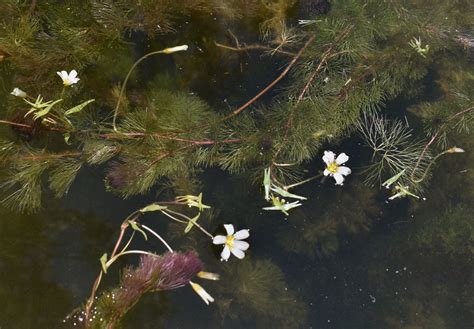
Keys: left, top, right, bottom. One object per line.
{"left": 0, "top": 1, "right": 473, "bottom": 329}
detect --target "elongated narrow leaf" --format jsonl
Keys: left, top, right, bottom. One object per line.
{"left": 100, "top": 253, "right": 108, "bottom": 273}
{"left": 184, "top": 213, "right": 200, "bottom": 233}
{"left": 32, "top": 99, "right": 63, "bottom": 120}
{"left": 65, "top": 99, "right": 95, "bottom": 116}
{"left": 270, "top": 185, "right": 307, "bottom": 200}
{"left": 140, "top": 204, "right": 167, "bottom": 213}
{"left": 128, "top": 220, "right": 148, "bottom": 240}
{"left": 382, "top": 169, "right": 406, "bottom": 188}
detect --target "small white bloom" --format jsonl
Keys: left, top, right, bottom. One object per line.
{"left": 10, "top": 87, "right": 27, "bottom": 98}
{"left": 161, "top": 45, "right": 189, "bottom": 54}
{"left": 322, "top": 151, "right": 351, "bottom": 185}
{"left": 212, "top": 224, "right": 249, "bottom": 261}
{"left": 57, "top": 70, "right": 80, "bottom": 86}
{"left": 189, "top": 281, "right": 214, "bottom": 305}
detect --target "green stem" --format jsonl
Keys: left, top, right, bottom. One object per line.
{"left": 284, "top": 173, "right": 323, "bottom": 189}
{"left": 140, "top": 224, "right": 174, "bottom": 252}
{"left": 112, "top": 50, "right": 168, "bottom": 132}
{"left": 105, "top": 250, "right": 160, "bottom": 268}
{"left": 412, "top": 150, "right": 450, "bottom": 183}
{"left": 163, "top": 209, "right": 214, "bottom": 239}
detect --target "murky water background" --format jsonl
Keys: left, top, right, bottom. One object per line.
{"left": 0, "top": 2, "right": 473, "bottom": 328}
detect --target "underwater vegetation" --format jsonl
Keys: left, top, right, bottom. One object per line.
{"left": 216, "top": 259, "right": 308, "bottom": 329}
{"left": 0, "top": 0, "right": 473, "bottom": 328}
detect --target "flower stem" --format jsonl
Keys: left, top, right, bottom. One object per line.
{"left": 164, "top": 209, "right": 214, "bottom": 239}
{"left": 284, "top": 173, "right": 323, "bottom": 189}
{"left": 140, "top": 224, "right": 174, "bottom": 252}
{"left": 112, "top": 49, "right": 169, "bottom": 132}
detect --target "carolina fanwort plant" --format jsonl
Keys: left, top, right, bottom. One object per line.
{"left": 1, "top": 0, "right": 473, "bottom": 326}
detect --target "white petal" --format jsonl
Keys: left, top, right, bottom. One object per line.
{"left": 69, "top": 70, "right": 78, "bottom": 79}
{"left": 212, "top": 235, "right": 226, "bottom": 245}
{"left": 234, "top": 229, "right": 249, "bottom": 240}
{"left": 57, "top": 71, "right": 65, "bottom": 79}
{"left": 335, "top": 153, "right": 349, "bottom": 165}
{"left": 262, "top": 205, "right": 279, "bottom": 210}
{"left": 190, "top": 281, "right": 214, "bottom": 305}
{"left": 322, "top": 151, "right": 335, "bottom": 165}
{"left": 223, "top": 224, "right": 234, "bottom": 236}
{"left": 337, "top": 166, "right": 351, "bottom": 176}
{"left": 233, "top": 240, "right": 249, "bottom": 251}
{"left": 221, "top": 246, "right": 231, "bottom": 261}
{"left": 333, "top": 173, "right": 345, "bottom": 185}
{"left": 323, "top": 168, "right": 331, "bottom": 176}
{"left": 230, "top": 247, "right": 245, "bottom": 259}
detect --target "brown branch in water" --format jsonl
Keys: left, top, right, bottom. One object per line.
{"left": 268, "top": 27, "right": 354, "bottom": 175}
{"left": 0, "top": 120, "right": 33, "bottom": 129}
{"left": 410, "top": 106, "right": 474, "bottom": 180}
{"left": 220, "top": 36, "right": 315, "bottom": 122}
{"left": 296, "top": 28, "right": 354, "bottom": 103}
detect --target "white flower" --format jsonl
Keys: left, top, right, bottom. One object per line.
{"left": 212, "top": 224, "right": 249, "bottom": 261}
{"left": 57, "top": 70, "right": 80, "bottom": 86}
{"left": 189, "top": 281, "right": 214, "bottom": 305}
{"left": 263, "top": 196, "right": 302, "bottom": 215}
{"left": 322, "top": 151, "right": 351, "bottom": 185}
{"left": 10, "top": 87, "right": 27, "bottom": 98}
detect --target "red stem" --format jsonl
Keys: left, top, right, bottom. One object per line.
{"left": 220, "top": 36, "right": 315, "bottom": 122}
{"left": 410, "top": 106, "right": 473, "bottom": 179}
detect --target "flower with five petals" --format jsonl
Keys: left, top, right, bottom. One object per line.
{"left": 57, "top": 69, "right": 80, "bottom": 86}
{"left": 322, "top": 151, "right": 351, "bottom": 185}
{"left": 212, "top": 224, "right": 249, "bottom": 261}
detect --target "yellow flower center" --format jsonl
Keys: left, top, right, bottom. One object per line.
{"left": 226, "top": 235, "right": 234, "bottom": 248}
{"left": 327, "top": 162, "right": 339, "bottom": 174}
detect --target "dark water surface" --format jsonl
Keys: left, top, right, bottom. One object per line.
{"left": 0, "top": 2, "right": 473, "bottom": 329}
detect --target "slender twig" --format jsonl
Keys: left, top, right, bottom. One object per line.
{"left": 220, "top": 36, "right": 315, "bottom": 122}
{"left": 0, "top": 120, "right": 33, "bottom": 129}
{"left": 163, "top": 209, "right": 214, "bottom": 239}
{"left": 284, "top": 173, "right": 323, "bottom": 189}
{"left": 112, "top": 49, "right": 173, "bottom": 132}
{"left": 141, "top": 224, "right": 174, "bottom": 252}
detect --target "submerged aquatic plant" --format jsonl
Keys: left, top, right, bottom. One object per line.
{"left": 216, "top": 259, "right": 307, "bottom": 329}
{"left": 0, "top": 0, "right": 473, "bottom": 326}
{"left": 357, "top": 112, "right": 430, "bottom": 193}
